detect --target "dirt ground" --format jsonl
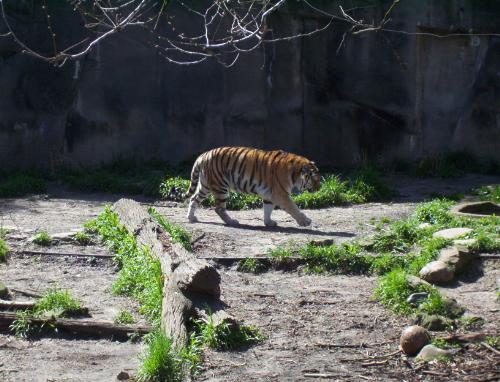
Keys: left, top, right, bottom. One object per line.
{"left": 0, "top": 174, "right": 499, "bottom": 382}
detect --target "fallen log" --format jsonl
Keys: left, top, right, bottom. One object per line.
{"left": 0, "top": 311, "right": 151, "bottom": 341}
{"left": 15, "top": 250, "right": 113, "bottom": 259}
{"left": 0, "top": 299, "right": 36, "bottom": 310}
{"left": 113, "top": 198, "right": 239, "bottom": 347}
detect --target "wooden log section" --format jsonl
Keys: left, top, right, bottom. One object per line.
{"left": 113, "top": 198, "right": 239, "bottom": 347}
{"left": 0, "top": 299, "right": 36, "bottom": 310}
{"left": 0, "top": 311, "right": 151, "bottom": 341}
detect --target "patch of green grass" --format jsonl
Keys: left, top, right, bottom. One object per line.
{"left": 59, "top": 159, "right": 171, "bottom": 197}
{"left": 9, "top": 310, "right": 35, "bottom": 338}
{"left": 148, "top": 208, "right": 192, "bottom": 251}
{"left": 299, "top": 242, "right": 373, "bottom": 274}
{"left": 474, "top": 185, "right": 500, "bottom": 203}
{"left": 87, "top": 206, "right": 163, "bottom": 322}
{"left": 431, "top": 338, "right": 462, "bottom": 350}
{"left": 374, "top": 269, "right": 432, "bottom": 315}
{"left": 137, "top": 329, "right": 184, "bottom": 382}
{"left": 237, "top": 258, "right": 266, "bottom": 274}
{"left": 370, "top": 253, "right": 407, "bottom": 275}
{"left": 468, "top": 230, "right": 500, "bottom": 253}
{"left": 114, "top": 310, "right": 135, "bottom": 325}
{"left": 34, "top": 286, "right": 85, "bottom": 318}
{"left": 159, "top": 176, "right": 190, "bottom": 201}
{"left": 194, "top": 314, "right": 263, "bottom": 351}
{"left": 413, "top": 199, "right": 455, "bottom": 225}
{"left": 485, "top": 336, "right": 500, "bottom": 349}
{"left": 0, "top": 238, "right": 8, "bottom": 262}
{"left": 415, "top": 151, "right": 482, "bottom": 178}
{"left": 75, "top": 231, "right": 91, "bottom": 245}
{"left": 33, "top": 231, "right": 52, "bottom": 246}
{"left": 0, "top": 174, "right": 47, "bottom": 198}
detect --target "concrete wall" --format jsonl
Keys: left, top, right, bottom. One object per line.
{"left": 0, "top": 0, "right": 499, "bottom": 170}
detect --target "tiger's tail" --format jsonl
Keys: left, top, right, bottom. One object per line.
{"left": 183, "top": 157, "right": 202, "bottom": 200}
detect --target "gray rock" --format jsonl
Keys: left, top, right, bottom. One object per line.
{"left": 420, "top": 314, "right": 452, "bottom": 331}
{"left": 453, "top": 238, "right": 477, "bottom": 247}
{"left": 0, "top": 281, "right": 9, "bottom": 298}
{"left": 415, "top": 344, "right": 456, "bottom": 361}
{"left": 117, "top": 371, "right": 130, "bottom": 380}
{"left": 418, "top": 223, "right": 432, "bottom": 229}
{"left": 419, "top": 261, "right": 454, "bottom": 284}
{"left": 433, "top": 227, "right": 472, "bottom": 240}
{"left": 407, "top": 275, "right": 431, "bottom": 289}
{"left": 51, "top": 232, "right": 77, "bottom": 242}
{"left": 441, "top": 297, "right": 465, "bottom": 318}
{"left": 438, "top": 246, "right": 474, "bottom": 273}
{"left": 407, "top": 292, "right": 429, "bottom": 307}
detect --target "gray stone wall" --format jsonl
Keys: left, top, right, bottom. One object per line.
{"left": 0, "top": 0, "right": 499, "bottom": 170}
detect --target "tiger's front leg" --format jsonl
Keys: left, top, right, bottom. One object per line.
{"left": 213, "top": 192, "right": 239, "bottom": 226}
{"left": 263, "top": 200, "right": 277, "bottom": 227}
{"left": 275, "top": 195, "right": 311, "bottom": 227}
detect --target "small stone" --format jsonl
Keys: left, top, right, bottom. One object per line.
{"left": 51, "top": 232, "right": 77, "bottom": 241}
{"left": 400, "top": 325, "right": 431, "bottom": 356}
{"left": 407, "top": 292, "right": 429, "bottom": 307}
{"left": 441, "top": 297, "right": 465, "bottom": 318}
{"left": 117, "top": 371, "right": 130, "bottom": 380}
{"left": 418, "top": 223, "right": 432, "bottom": 229}
{"left": 420, "top": 314, "right": 452, "bottom": 331}
{"left": 419, "top": 261, "right": 454, "bottom": 284}
{"left": 438, "top": 246, "right": 473, "bottom": 273}
{"left": 432, "top": 227, "right": 472, "bottom": 240}
{"left": 407, "top": 275, "right": 431, "bottom": 289}
{"left": 415, "top": 344, "right": 455, "bottom": 361}
{"left": 453, "top": 238, "right": 476, "bottom": 247}
{"left": 0, "top": 281, "right": 9, "bottom": 298}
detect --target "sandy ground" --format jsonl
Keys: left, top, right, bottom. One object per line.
{"left": 0, "top": 174, "right": 498, "bottom": 381}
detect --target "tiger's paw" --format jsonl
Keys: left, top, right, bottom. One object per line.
{"left": 264, "top": 219, "right": 278, "bottom": 227}
{"left": 297, "top": 216, "right": 312, "bottom": 227}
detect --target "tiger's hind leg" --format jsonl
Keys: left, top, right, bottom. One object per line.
{"left": 263, "top": 200, "right": 277, "bottom": 227}
{"left": 213, "top": 190, "right": 239, "bottom": 226}
{"left": 186, "top": 184, "right": 209, "bottom": 223}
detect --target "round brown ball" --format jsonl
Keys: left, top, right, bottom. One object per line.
{"left": 399, "top": 325, "right": 430, "bottom": 356}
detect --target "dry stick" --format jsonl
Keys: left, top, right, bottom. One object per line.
{"left": 16, "top": 250, "right": 113, "bottom": 259}
{"left": 10, "top": 288, "right": 42, "bottom": 298}
{"left": 421, "top": 370, "right": 449, "bottom": 377}
{"left": 303, "top": 373, "right": 338, "bottom": 379}
{"left": 362, "top": 359, "right": 389, "bottom": 367}
{"left": 0, "top": 311, "right": 151, "bottom": 341}
{"left": 481, "top": 342, "right": 500, "bottom": 356}
{"left": 0, "top": 299, "right": 36, "bottom": 310}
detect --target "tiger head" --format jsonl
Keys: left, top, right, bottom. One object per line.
{"left": 300, "top": 161, "right": 321, "bottom": 192}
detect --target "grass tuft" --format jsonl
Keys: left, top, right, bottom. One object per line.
{"left": 237, "top": 258, "right": 266, "bottom": 274}
{"left": 34, "top": 286, "right": 85, "bottom": 317}
{"left": 194, "top": 314, "right": 263, "bottom": 351}
{"left": 75, "top": 231, "right": 91, "bottom": 245}
{"left": 0, "top": 174, "right": 47, "bottom": 198}
{"left": 114, "top": 310, "right": 135, "bottom": 325}
{"left": 33, "top": 231, "right": 52, "bottom": 246}
{"left": 0, "top": 238, "right": 8, "bottom": 262}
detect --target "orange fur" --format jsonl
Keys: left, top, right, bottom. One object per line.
{"left": 186, "top": 147, "right": 321, "bottom": 226}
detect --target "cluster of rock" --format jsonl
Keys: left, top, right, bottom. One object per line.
{"left": 419, "top": 227, "right": 474, "bottom": 284}
{"left": 399, "top": 325, "right": 458, "bottom": 361}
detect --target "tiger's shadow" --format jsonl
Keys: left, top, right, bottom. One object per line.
{"left": 201, "top": 221, "right": 355, "bottom": 237}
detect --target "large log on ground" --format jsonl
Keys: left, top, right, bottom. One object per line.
{"left": 112, "top": 198, "right": 238, "bottom": 347}
{"left": 0, "top": 312, "right": 151, "bottom": 341}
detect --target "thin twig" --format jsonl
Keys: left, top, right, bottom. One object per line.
{"left": 481, "top": 342, "right": 500, "bottom": 356}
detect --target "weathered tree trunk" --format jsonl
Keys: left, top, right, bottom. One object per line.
{"left": 112, "top": 198, "right": 238, "bottom": 347}
{"left": 0, "top": 312, "right": 151, "bottom": 340}
{"left": 0, "top": 300, "right": 36, "bottom": 310}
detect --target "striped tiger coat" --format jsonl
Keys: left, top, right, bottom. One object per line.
{"left": 186, "top": 147, "right": 321, "bottom": 227}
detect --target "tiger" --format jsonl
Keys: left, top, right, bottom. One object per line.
{"left": 185, "top": 147, "right": 321, "bottom": 227}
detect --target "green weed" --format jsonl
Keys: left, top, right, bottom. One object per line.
{"left": 87, "top": 206, "right": 163, "bottom": 322}
{"left": 33, "top": 231, "right": 52, "bottom": 246}
{"left": 9, "top": 310, "right": 35, "bottom": 338}
{"left": 0, "top": 174, "right": 47, "bottom": 198}
{"left": 137, "top": 329, "right": 184, "bottom": 382}
{"left": 34, "top": 286, "right": 85, "bottom": 318}
{"left": 237, "top": 258, "right": 266, "bottom": 274}
{"left": 474, "top": 185, "right": 500, "bottom": 203}
{"left": 299, "top": 242, "right": 373, "bottom": 274}
{"left": 75, "top": 231, "right": 91, "bottom": 245}
{"left": 485, "top": 336, "right": 499, "bottom": 349}
{"left": 0, "top": 238, "right": 8, "bottom": 262}
{"left": 194, "top": 315, "right": 263, "bottom": 351}
{"left": 148, "top": 208, "right": 192, "bottom": 251}
{"left": 114, "top": 310, "right": 135, "bottom": 325}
